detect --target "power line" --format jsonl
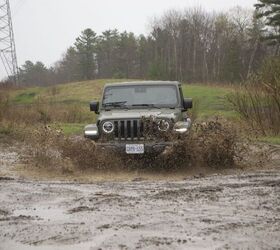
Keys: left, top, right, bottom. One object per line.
{"left": 0, "top": 0, "right": 19, "bottom": 84}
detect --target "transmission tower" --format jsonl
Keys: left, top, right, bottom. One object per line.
{"left": 0, "top": 0, "right": 19, "bottom": 84}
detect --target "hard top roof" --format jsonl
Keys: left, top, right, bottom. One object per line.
{"left": 104, "top": 81, "right": 181, "bottom": 88}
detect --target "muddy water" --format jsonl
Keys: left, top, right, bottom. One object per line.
{"left": 0, "top": 141, "right": 280, "bottom": 250}
{"left": 0, "top": 170, "right": 280, "bottom": 250}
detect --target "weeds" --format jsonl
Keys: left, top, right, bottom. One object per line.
{"left": 0, "top": 86, "right": 91, "bottom": 128}
{"left": 227, "top": 57, "right": 280, "bottom": 136}
{"left": 0, "top": 102, "right": 91, "bottom": 126}
{"left": 0, "top": 91, "right": 10, "bottom": 122}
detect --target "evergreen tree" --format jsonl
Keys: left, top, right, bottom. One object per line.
{"left": 56, "top": 46, "right": 80, "bottom": 83}
{"left": 19, "top": 61, "right": 50, "bottom": 86}
{"left": 75, "top": 28, "right": 97, "bottom": 80}
{"left": 255, "top": 0, "right": 280, "bottom": 46}
{"left": 96, "top": 29, "right": 120, "bottom": 78}
{"left": 117, "top": 32, "right": 138, "bottom": 78}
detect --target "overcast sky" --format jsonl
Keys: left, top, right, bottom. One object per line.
{"left": 1, "top": 0, "right": 257, "bottom": 78}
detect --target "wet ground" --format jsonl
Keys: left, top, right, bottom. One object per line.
{"left": 0, "top": 143, "right": 280, "bottom": 250}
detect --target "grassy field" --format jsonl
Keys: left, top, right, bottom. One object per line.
{"left": 10, "top": 79, "right": 235, "bottom": 115}
{"left": 2, "top": 79, "right": 280, "bottom": 144}
{"left": 10, "top": 79, "right": 133, "bottom": 104}
{"left": 182, "top": 84, "right": 235, "bottom": 118}
{"left": 4, "top": 79, "right": 236, "bottom": 135}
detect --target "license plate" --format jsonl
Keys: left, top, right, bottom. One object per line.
{"left": 126, "top": 144, "right": 144, "bottom": 154}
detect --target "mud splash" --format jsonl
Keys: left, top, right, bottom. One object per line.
{"left": 24, "top": 120, "right": 261, "bottom": 172}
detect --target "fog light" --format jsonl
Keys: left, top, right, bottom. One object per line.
{"left": 175, "top": 127, "right": 188, "bottom": 133}
{"left": 174, "top": 119, "right": 192, "bottom": 133}
{"left": 85, "top": 130, "right": 98, "bottom": 136}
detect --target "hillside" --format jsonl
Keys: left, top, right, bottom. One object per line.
{"left": 10, "top": 79, "right": 235, "bottom": 116}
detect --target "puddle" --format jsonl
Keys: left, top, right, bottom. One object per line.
{"left": 13, "top": 207, "right": 69, "bottom": 222}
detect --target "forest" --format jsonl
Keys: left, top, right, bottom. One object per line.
{"left": 5, "top": 3, "right": 279, "bottom": 87}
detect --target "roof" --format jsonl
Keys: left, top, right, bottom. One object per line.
{"left": 104, "top": 81, "right": 180, "bottom": 88}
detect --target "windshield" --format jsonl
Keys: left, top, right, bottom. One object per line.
{"left": 102, "top": 85, "right": 179, "bottom": 108}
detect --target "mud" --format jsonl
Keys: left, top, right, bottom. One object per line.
{"left": 0, "top": 143, "right": 280, "bottom": 249}
{"left": 0, "top": 170, "right": 280, "bottom": 250}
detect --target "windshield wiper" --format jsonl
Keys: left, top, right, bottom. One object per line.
{"left": 103, "top": 101, "right": 128, "bottom": 107}
{"left": 132, "top": 104, "right": 161, "bottom": 109}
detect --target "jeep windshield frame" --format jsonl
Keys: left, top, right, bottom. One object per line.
{"left": 101, "top": 84, "right": 181, "bottom": 110}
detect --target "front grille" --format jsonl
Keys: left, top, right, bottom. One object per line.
{"left": 113, "top": 120, "right": 144, "bottom": 141}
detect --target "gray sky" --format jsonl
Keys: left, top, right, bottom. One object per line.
{"left": 2, "top": 0, "right": 257, "bottom": 78}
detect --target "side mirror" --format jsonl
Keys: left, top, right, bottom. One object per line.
{"left": 183, "top": 98, "right": 193, "bottom": 110}
{"left": 90, "top": 101, "right": 99, "bottom": 114}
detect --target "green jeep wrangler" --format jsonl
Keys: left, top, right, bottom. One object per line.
{"left": 84, "top": 81, "right": 192, "bottom": 154}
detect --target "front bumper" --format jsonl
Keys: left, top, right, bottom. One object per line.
{"left": 96, "top": 141, "right": 174, "bottom": 154}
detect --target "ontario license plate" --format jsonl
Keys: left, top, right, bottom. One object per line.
{"left": 126, "top": 144, "right": 144, "bottom": 154}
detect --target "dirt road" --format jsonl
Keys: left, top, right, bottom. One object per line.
{"left": 0, "top": 142, "right": 280, "bottom": 250}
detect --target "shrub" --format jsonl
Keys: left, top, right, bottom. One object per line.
{"left": 0, "top": 91, "right": 10, "bottom": 122}
{"left": 227, "top": 57, "right": 280, "bottom": 136}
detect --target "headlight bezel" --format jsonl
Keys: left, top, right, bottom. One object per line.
{"left": 102, "top": 121, "right": 115, "bottom": 134}
{"left": 157, "top": 119, "right": 171, "bottom": 132}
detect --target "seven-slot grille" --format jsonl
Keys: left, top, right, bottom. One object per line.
{"left": 101, "top": 120, "right": 145, "bottom": 140}
{"left": 113, "top": 120, "right": 144, "bottom": 140}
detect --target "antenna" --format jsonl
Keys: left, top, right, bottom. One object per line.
{"left": 0, "top": 0, "right": 19, "bottom": 85}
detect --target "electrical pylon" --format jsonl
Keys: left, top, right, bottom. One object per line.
{"left": 0, "top": 0, "right": 19, "bottom": 84}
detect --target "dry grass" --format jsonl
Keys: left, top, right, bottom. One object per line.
{"left": 227, "top": 58, "right": 280, "bottom": 136}
{"left": 0, "top": 102, "right": 91, "bottom": 126}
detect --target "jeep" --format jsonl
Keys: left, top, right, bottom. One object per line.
{"left": 84, "top": 81, "right": 192, "bottom": 154}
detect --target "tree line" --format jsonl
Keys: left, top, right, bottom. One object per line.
{"left": 7, "top": 2, "right": 280, "bottom": 86}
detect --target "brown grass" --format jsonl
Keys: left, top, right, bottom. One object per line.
{"left": 227, "top": 57, "right": 280, "bottom": 136}
{"left": 0, "top": 102, "right": 91, "bottom": 126}
{"left": 0, "top": 87, "right": 92, "bottom": 127}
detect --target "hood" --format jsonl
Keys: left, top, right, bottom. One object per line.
{"left": 98, "top": 108, "right": 182, "bottom": 122}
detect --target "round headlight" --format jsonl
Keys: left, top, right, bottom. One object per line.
{"left": 158, "top": 119, "right": 170, "bottom": 132}
{"left": 102, "top": 121, "right": 114, "bottom": 134}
